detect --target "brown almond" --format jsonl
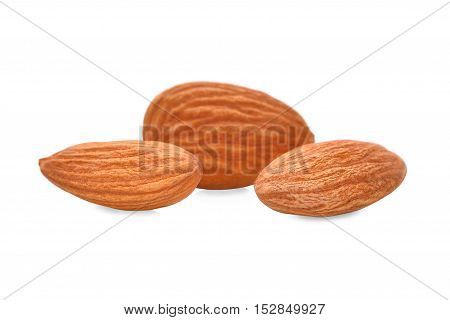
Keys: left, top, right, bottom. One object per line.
{"left": 143, "top": 82, "right": 314, "bottom": 190}
{"left": 254, "top": 140, "right": 406, "bottom": 216}
{"left": 39, "top": 141, "right": 202, "bottom": 210}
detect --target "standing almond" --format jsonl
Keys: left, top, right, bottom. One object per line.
{"left": 143, "top": 82, "right": 314, "bottom": 189}
{"left": 254, "top": 140, "right": 406, "bottom": 216}
{"left": 39, "top": 141, "right": 202, "bottom": 210}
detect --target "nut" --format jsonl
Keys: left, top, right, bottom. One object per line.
{"left": 254, "top": 140, "right": 406, "bottom": 216}
{"left": 143, "top": 82, "right": 314, "bottom": 189}
{"left": 39, "top": 140, "right": 202, "bottom": 210}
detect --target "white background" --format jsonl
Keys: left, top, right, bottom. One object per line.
{"left": 0, "top": 0, "right": 449, "bottom": 318}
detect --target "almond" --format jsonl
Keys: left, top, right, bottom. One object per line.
{"left": 254, "top": 140, "right": 406, "bottom": 216}
{"left": 143, "top": 82, "right": 314, "bottom": 189}
{"left": 39, "top": 141, "right": 202, "bottom": 210}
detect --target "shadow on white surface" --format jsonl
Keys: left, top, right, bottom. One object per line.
{"left": 94, "top": 205, "right": 159, "bottom": 217}
{"left": 195, "top": 187, "right": 252, "bottom": 198}
{"left": 325, "top": 208, "right": 367, "bottom": 220}
{"left": 287, "top": 208, "right": 367, "bottom": 222}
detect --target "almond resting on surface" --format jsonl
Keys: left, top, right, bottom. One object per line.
{"left": 39, "top": 141, "right": 202, "bottom": 210}
{"left": 143, "top": 82, "right": 314, "bottom": 190}
{"left": 254, "top": 140, "right": 407, "bottom": 216}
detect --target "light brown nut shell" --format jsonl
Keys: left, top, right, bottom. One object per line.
{"left": 254, "top": 140, "right": 407, "bottom": 216}
{"left": 143, "top": 82, "right": 314, "bottom": 190}
{"left": 39, "top": 141, "right": 202, "bottom": 210}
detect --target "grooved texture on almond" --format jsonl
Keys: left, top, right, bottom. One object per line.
{"left": 39, "top": 141, "right": 202, "bottom": 210}
{"left": 143, "top": 82, "right": 314, "bottom": 189}
{"left": 254, "top": 140, "right": 406, "bottom": 216}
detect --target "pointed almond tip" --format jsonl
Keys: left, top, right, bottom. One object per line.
{"left": 38, "top": 157, "right": 47, "bottom": 169}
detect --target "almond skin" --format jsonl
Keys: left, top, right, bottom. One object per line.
{"left": 254, "top": 140, "right": 406, "bottom": 216}
{"left": 39, "top": 141, "right": 202, "bottom": 210}
{"left": 143, "top": 82, "right": 314, "bottom": 190}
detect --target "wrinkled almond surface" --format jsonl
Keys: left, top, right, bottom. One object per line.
{"left": 143, "top": 82, "right": 314, "bottom": 189}
{"left": 254, "top": 140, "right": 406, "bottom": 216}
{"left": 39, "top": 141, "right": 202, "bottom": 210}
